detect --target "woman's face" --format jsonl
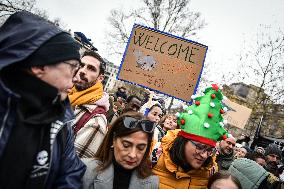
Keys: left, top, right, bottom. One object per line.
{"left": 113, "top": 131, "right": 148, "bottom": 170}
{"left": 163, "top": 115, "right": 177, "bottom": 131}
{"left": 147, "top": 106, "right": 163, "bottom": 123}
{"left": 210, "top": 177, "right": 239, "bottom": 189}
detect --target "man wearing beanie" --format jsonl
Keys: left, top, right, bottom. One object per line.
{"left": 264, "top": 143, "right": 283, "bottom": 176}
{"left": 69, "top": 50, "right": 109, "bottom": 158}
{"left": 0, "top": 11, "right": 85, "bottom": 188}
{"left": 151, "top": 84, "right": 230, "bottom": 188}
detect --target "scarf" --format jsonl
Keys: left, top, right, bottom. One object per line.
{"left": 69, "top": 82, "right": 103, "bottom": 107}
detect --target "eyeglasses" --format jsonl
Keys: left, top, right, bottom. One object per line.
{"left": 62, "top": 61, "right": 81, "bottom": 75}
{"left": 190, "top": 140, "right": 216, "bottom": 156}
{"left": 123, "top": 116, "right": 156, "bottom": 133}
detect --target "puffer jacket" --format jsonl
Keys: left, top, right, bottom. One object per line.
{"left": 0, "top": 11, "right": 86, "bottom": 188}
{"left": 152, "top": 130, "right": 218, "bottom": 189}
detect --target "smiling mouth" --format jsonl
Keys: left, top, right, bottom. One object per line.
{"left": 195, "top": 157, "right": 205, "bottom": 164}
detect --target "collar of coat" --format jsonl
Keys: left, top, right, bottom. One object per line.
{"left": 95, "top": 161, "right": 154, "bottom": 186}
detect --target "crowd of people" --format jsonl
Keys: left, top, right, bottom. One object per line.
{"left": 0, "top": 11, "right": 283, "bottom": 189}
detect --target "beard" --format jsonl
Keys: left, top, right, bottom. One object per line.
{"left": 74, "top": 72, "right": 97, "bottom": 91}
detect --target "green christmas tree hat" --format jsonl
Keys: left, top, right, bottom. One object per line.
{"left": 176, "top": 84, "right": 230, "bottom": 147}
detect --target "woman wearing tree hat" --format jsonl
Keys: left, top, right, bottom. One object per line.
{"left": 150, "top": 84, "right": 230, "bottom": 189}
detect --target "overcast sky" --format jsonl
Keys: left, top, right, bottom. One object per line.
{"left": 37, "top": 0, "right": 284, "bottom": 85}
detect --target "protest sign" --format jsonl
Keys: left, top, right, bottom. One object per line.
{"left": 118, "top": 24, "right": 208, "bottom": 101}
{"left": 223, "top": 99, "right": 252, "bottom": 129}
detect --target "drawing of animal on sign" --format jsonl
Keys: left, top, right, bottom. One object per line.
{"left": 134, "top": 49, "right": 158, "bottom": 71}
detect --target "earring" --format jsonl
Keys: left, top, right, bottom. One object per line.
{"left": 111, "top": 145, "right": 114, "bottom": 148}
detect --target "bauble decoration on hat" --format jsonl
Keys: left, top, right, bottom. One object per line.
{"left": 176, "top": 84, "right": 229, "bottom": 147}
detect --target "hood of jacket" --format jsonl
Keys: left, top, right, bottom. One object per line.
{"left": 0, "top": 11, "right": 64, "bottom": 69}
{"left": 94, "top": 92, "right": 110, "bottom": 111}
{"left": 81, "top": 92, "right": 110, "bottom": 112}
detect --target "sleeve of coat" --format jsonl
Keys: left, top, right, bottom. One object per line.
{"left": 54, "top": 125, "right": 87, "bottom": 189}
{"left": 81, "top": 158, "right": 99, "bottom": 189}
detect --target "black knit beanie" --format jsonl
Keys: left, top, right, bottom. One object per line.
{"left": 265, "top": 144, "right": 282, "bottom": 159}
{"left": 21, "top": 32, "right": 80, "bottom": 67}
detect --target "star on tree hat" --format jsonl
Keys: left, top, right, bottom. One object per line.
{"left": 176, "top": 84, "right": 230, "bottom": 147}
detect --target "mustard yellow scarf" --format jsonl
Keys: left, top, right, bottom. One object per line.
{"left": 69, "top": 82, "right": 103, "bottom": 107}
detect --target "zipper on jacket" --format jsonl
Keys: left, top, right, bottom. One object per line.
{"left": 0, "top": 96, "right": 11, "bottom": 139}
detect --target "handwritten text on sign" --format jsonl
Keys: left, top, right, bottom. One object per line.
{"left": 118, "top": 24, "right": 207, "bottom": 101}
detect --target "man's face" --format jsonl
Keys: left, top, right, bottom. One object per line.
{"left": 219, "top": 138, "right": 236, "bottom": 155}
{"left": 124, "top": 98, "right": 141, "bottom": 112}
{"left": 33, "top": 59, "right": 80, "bottom": 100}
{"left": 184, "top": 140, "right": 212, "bottom": 169}
{"left": 266, "top": 154, "right": 281, "bottom": 164}
{"left": 73, "top": 55, "right": 104, "bottom": 91}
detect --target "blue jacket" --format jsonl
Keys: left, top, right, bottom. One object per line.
{"left": 0, "top": 11, "right": 86, "bottom": 188}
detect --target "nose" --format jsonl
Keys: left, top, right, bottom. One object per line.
{"left": 199, "top": 150, "right": 208, "bottom": 159}
{"left": 128, "top": 147, "right": 137, "bottom": 159}
{"left": 80, "top": 65, "right": 87, "bottom": 73}
{"left": 271, "top": 156, "right": 277, "bottom": 162}
{"left": 156, "top": 117, "right": 160, "bottom": 123}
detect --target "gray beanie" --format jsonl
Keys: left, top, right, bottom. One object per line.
{"left": 228, "top": 158, "right": 269, "bottom": 189}
{"left": 265, "top": 144, "right": 282, "bottom": 159}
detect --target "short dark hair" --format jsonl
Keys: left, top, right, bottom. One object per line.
{"left": 207, "top": 171, "right": 242, "bottom": 189}
{"left": 82, "top": 50, "right": 105, "bottom": 75}
{"left": 95, "top": 112, "right": 153, "bottom": 179}
{"left": 126, "top": 95, "right": 141, "bottom": 103}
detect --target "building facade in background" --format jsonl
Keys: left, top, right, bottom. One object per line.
{"left": 103, "top": 59, "right": 121, "bottom": 92}
{"left": 222, "top": 83, "right": 284, "bottom": 139}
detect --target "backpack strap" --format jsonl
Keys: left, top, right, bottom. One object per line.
{"left": 73, "top": 106, "right": 106, "bottom": 135}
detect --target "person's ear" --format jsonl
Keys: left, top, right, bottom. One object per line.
{"left": 30, "top": 66, "right": 46, "bottom": 78}
{"left": 97, "top": 74, "right": 105, "bottom": 83}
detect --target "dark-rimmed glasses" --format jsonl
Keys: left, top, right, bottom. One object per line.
{"left": 62, "top": 61, "right": 82, "bottom": 76}
{"left": 190, "top": 140, "right": 216, "bottom": 156}
{"left": 123, "top": 116, "right": 156, "bottom": 133}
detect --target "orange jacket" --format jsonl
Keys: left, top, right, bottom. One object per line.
{"left": 152, "top": 130, "right": 218, "bottom": 189}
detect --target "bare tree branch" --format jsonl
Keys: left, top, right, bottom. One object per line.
{"left": 105, "top": 0, "right": 206, "bottom": 61}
